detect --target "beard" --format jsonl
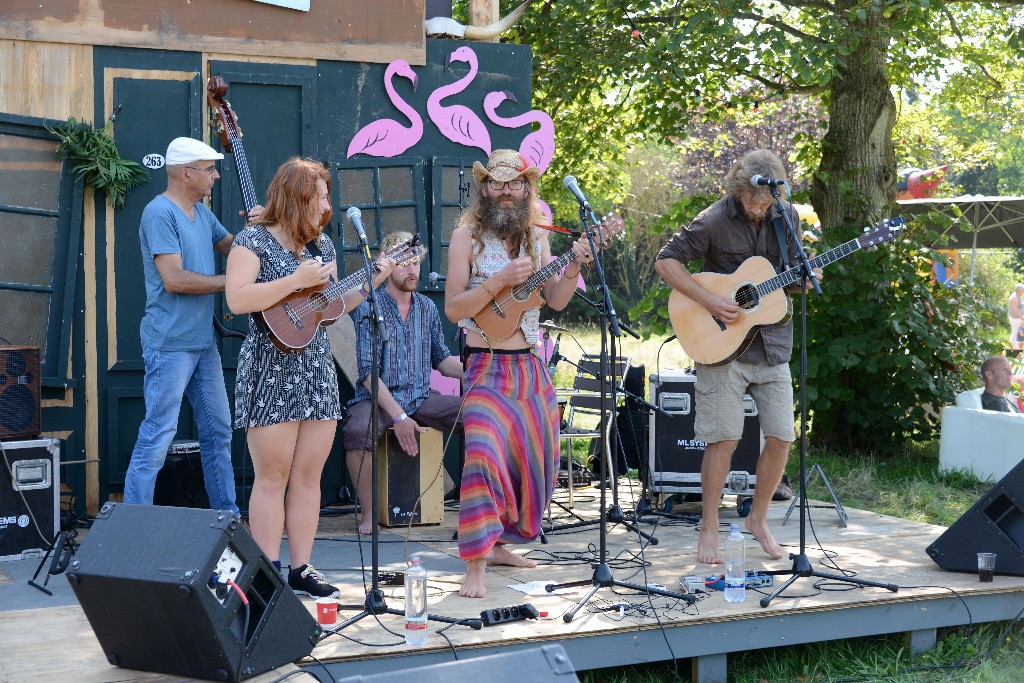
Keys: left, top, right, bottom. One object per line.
{"left": 480, "top": 190, "right": 532, "bottom": 239}
{"left": 740, "top": 204, "right": 767, "bottom": 223}
{"left": 391, "top": 272, "right": 419, "bottom": 293}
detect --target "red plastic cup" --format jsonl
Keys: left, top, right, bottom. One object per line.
{"left": 316, "top": 597, "right": 338, "bottom": 625}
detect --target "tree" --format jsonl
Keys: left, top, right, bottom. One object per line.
{"left": 474, "top": 0, "right": 1024, "bottom": 449}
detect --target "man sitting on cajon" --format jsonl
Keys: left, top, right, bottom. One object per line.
{"left": 342, "top": 231, "right": 464, "bottom": 534}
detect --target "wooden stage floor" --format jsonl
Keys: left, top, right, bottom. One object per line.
{"left": 2, "top": 480, "right": 1023, "bottom": 683}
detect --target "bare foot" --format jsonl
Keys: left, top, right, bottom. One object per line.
{"left": 459, "top": 558, "right": 487, "bottom": 598}
{"left": 745, "top": 517, "right": 784, "bottom": 560}
{"left": 487, "top": 545, "right": 537, "bottom": 568}
{"left": 698, "top": 526, "right": 722, "bottom": 564}
{"left": 356, "top": 520, "right": 373, "bottom": 535}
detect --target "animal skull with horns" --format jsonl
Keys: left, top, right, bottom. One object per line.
{"left": 425, "top": 0, "right": 533, "bottom": 40}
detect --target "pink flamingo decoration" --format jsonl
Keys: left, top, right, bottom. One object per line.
{"left": 483, "top": 90, "right": 555, "bottom": 175}
{"left": 427, "top": 46, "right": 491, "bottom": 156}
{"left": 346, "top": 60, "right": 422, "bottom": 158}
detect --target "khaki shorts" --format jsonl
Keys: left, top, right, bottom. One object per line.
{"left": 694, "top": 360, "right": 795, "bottom": 443}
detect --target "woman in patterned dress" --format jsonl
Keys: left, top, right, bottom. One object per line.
{"left": 225, "top": 157, "right": 394, "bottom": 598}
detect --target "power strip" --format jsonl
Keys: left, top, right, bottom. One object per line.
{"left": 480, "top": 603, "right": 540, "bottom": 626}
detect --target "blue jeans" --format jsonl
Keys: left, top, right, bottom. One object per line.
{"left": 123, "top": 346, "right": 238, "bottom": 514}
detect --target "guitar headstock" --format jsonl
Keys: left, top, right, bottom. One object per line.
{"left": 859, "top": 216, "right": 905, "bottom": 247}
{"left": 385, "top": 235, "right": 426, "bottom": 268}
{"left": 207, "top": 75, "right": 242, "bottom": 153}
{"left": 592, "top": 214, "right": 626, "bottom": 246}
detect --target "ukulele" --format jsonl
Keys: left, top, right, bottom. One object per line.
{"left": 472, "top": 215, "right": 625, "bottom": 341}
{"left": 667, "top": 217, "right": 905, "bottom": 366}
{"left": 259, "top": 236, "right": 426, "bottom": 353}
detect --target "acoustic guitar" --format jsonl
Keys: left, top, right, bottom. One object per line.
{"left": 259, "top": 236, "right": 425, "bottom": 353}
{"left": 472, "top": 215, "right": 625, "bottom": 341}
{"left": 668, "top": 217, "right": 905, "bottom": 366}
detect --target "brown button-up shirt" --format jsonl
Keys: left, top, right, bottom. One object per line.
{"left": 656, "top": 195, "right": 802, "bottom": 366}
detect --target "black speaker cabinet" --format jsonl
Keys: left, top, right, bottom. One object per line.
{"left": 926, "top": 458, "right": 1024, "bottom": 576}
{"left": 647, "top": 370, "right": 762, "bottom": 496}
{"left": 67, "top": 502, "right": 320, "bottom": 682}
{"left": 154, "top": 439, "right": 211, "bottom": 509}
{"left": 0, "top": 438, "right": 59, "bottom": 561}
{"left": 0, "top": 346, "right": 42, "bottom": 441}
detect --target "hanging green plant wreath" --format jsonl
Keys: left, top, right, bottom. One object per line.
{"left": 45, "top": 117, "right": 149, "bottom": 209}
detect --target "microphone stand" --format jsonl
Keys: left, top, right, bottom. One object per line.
{"left": 757, "top": 182, "right": 897, "bottom": 607}
{"left": 335, "top": 224, "right": 480, "bottom": 632}
{"left": 545, "top": 196, "right": 695, "bottom": 621}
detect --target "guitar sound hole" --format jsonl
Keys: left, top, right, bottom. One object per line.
{"left": 734, "top": 283, "right": 759, "bottom": 311}
{"left": 308, "top": 292, "right": 329, "bottom": 312}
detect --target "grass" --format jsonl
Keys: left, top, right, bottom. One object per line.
{"left": 540, "top": 325, "right": 1024, "bottom": 683}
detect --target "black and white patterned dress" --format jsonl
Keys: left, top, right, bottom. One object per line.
{"left": 232, "top": 225, "right": 342, "bottom": 429}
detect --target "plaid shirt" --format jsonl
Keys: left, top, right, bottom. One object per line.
{"left": 348, "top": 288, "right": 453, "bottom": 413}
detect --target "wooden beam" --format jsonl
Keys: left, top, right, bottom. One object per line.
{"left": 0, "top": 0, "right": 426, "bottom": 65}
{"left": 470, "top": 0, "right": 500, "bottom": 43}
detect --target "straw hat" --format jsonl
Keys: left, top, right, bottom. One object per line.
{"left": 472, "top": 149, "right": 539, "bottom": 186}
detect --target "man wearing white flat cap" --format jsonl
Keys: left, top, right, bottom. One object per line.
{"left": 124, "top": 137, "right": 251, "bottom": 514}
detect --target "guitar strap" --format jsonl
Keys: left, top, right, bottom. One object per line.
{"left": 771, "top": 211, "right": 791, "bottom": 270}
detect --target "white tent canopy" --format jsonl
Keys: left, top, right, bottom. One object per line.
{"left": 897, "top": 195, "right": 1024, "bottom": 284}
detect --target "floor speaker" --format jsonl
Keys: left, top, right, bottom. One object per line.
{"left": 153, "top": 439, "right": 211, "bottom": 509}
{"left": 67, "top": 502, "right": 320, "bottom": 682}
{"left": 926, "top": 457, "right": 1024, "bottom": 576}
{"left": 0, "top": 346, "right": 42, "bottom": 441}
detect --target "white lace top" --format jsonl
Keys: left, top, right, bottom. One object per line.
{"left": 460, "top": 231, "right": 542, "bottom": 344}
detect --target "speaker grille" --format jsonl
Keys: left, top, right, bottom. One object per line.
{"left": 0, "top": 346, "right": 42, "bottom": 440}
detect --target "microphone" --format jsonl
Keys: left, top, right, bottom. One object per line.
{"left": 563, "top": 175, "right": 591, "bottom": 210}
{"left": 346, "top": 206, "right": 368, "bottom": 244}
{"left": 428, "top": 272, "right": 446, "bottom": 283}
{"left": 547, "top": 333, "right": 562, "bottom": 377}
{"left": 751, "top": 175, "right": 786, "bottom": 187}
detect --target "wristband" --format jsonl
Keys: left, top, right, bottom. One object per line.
{"left": 393, "top": 412, "right": 408, "bottom": 425}
{"left": 480, "top": 279, "right": 497, "bottom": 297}
{"left": 358, "top": 284, "right": 370, "bottom": 298}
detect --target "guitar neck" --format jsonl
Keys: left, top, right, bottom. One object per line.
{"left": 759, "top": 237, "right": 865, "bottom": 295}
{"left": 227, "top": 132, "right": 260, "bottom": 215}
{"left": 323, "top": 263, "right": 380, "bottom": 301}
{"left": 511, "top": 251, "right": 577, "bottom": 298}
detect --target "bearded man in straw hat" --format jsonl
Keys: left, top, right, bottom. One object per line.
{"left": 444, "top": 149, "right": 597, "bottom": 598}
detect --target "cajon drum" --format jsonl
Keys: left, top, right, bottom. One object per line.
{"left": 376, "top": 426, "right": 445, "bottom": 526}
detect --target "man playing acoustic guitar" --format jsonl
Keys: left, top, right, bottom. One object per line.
{"left": 654, "top": 149, "right": 822, "bottom": 565}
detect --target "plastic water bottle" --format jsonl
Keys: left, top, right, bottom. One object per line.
{"left": 724, "top": 524, "right": 746, "bottom": 603}
{"left": 404, "top": 557, "right": 428, "bottom": 645}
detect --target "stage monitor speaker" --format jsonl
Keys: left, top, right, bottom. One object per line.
{"left": 926, "top": 457, "right": 1024, "bottom": 576}
{"left": 153, "top": 439, "right": 211, "bottom": 509}
{"left": 0, "top": 346, "right": 42, "bottom": 441}
{"left": 66, "top": 502, "right": 320, "bottom": 682}
{"left": 335, "top": 643, "right": 579, "bottom": 682}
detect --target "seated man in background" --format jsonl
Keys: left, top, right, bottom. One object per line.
{"left": 342, "top": 231, "right": 464, "bottom": 534}
{"left": 980, "top": 356, "right": 1024, "bottom": 414}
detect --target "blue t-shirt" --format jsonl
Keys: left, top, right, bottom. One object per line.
{"left": 139, "top": 194, "right": 229, "bottom": 350}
